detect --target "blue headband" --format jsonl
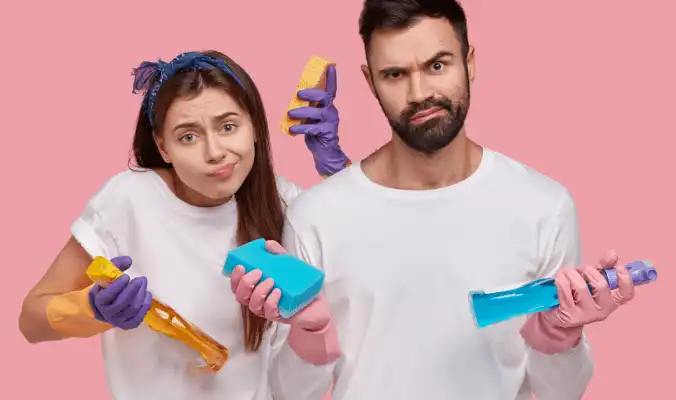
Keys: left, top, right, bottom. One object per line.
{"left": 131, "top": 51, "right": 242, "bottom": 128}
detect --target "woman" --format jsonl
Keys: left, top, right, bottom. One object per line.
{"left": 18, "top": 50, "right": 346, "bottom": 399}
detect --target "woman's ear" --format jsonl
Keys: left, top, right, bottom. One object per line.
{"left": 154, "top": 134, "right": 170, "bottom": 163}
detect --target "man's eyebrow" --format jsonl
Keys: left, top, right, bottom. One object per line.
{"left": 421, "top": 50, "right": 455, "bottom": 69}
{"left": 378, "top": 50, "right": 455, "bottom": 75}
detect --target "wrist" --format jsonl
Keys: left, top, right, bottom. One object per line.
{"left": 297, "top": 316, "right": 331, "bottom": 333}
{"left": 46, "top": 285, "right": 112, "bottom": 338}
{"left": 288, "top": 319, "right": 341, "bottom": 365}
{"left": 315, "top": 150, "right": 350, "bottom": 177}
{"left": 520, "top": 312, "right": 583, "bottom": 354}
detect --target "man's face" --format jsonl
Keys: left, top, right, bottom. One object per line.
{"left": 363, "top": 17, "right": 475, "bottom": 154}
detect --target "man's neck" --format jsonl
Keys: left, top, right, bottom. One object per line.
{"left": 362, "top": 129, "right": 484, "bottom": 190}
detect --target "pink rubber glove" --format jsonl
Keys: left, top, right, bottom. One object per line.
{"left": 229, "top": 240, "right": 341, "bottom": 365}
{"left": 521, "top": 251, "right": 636, "bottom": 354}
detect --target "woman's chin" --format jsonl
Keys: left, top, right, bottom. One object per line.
{"left": 204, "top": 182, "right": 242, "bottom": 203}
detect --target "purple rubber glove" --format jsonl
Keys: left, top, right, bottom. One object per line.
{"left": 88, "top": 256, "right": 152, "bottom": 330}
{"left": 287, "top": 65, "right": 350, "bottom": 177}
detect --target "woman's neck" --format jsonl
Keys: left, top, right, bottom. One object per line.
{"left": 156, "top": 168, "right": 231, "bottom": 207}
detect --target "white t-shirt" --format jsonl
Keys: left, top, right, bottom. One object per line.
{"left": 71, "top": 169, "right": 303, "bottom": 400}
{"left": 274, "top": 148, "right": 594, "bottom": 400}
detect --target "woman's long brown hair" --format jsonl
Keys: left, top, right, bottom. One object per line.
{"left": 130, "top": 50, "right": 283, "bottom": 352}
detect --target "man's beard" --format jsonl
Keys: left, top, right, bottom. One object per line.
{"left": 377, "top": 82, "right": 470, "bottom": 155}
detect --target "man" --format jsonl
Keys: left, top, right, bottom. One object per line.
{"left": 231, "top": 1, "right": 637, "bottom": 398}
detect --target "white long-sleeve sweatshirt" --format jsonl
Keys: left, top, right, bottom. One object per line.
{"left": 270, "top": 148, "right": 593, "bottom": 400}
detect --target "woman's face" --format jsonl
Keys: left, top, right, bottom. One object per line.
{"left": 155, "top": 87, "right": 256, "bottom": 206}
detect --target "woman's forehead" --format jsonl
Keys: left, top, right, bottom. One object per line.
{"left": 166, "top": 87, "right": 245, "bottom": 123}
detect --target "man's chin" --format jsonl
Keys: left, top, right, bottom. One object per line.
{"left": 396, "top": 128, "right": 460, "bottom": 155}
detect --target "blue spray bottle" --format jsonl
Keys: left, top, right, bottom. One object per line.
{"left": 468, "top": 260, "right": 657, "bottom": 328}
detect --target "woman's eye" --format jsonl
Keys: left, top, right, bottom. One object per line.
{"left": 180, "top": 134, "right": 197, "bottom": 143}
{"left": 223, "top": 124, "right": 236, "bottom": 132}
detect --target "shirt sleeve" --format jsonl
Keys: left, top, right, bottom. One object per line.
{"left": 275, "top": 175, "right": 304, "bottom": 208}
{"left": 268, "top": 214, "right": 336, "bottom": 400}
{"left": 525, "top": 190, "right": 594, "bottom": 399}
{"left": 70, "top": 173, "right": 126, "bottom": 259}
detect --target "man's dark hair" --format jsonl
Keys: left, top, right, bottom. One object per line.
{"left": 359, "top": 0, "right": 470, "bottom": 57}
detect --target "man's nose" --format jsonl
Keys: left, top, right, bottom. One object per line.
{"left": 407, "top": 72, "right": 433, "bottom": 104}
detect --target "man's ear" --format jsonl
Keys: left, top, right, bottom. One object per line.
{"left": 361, "top": 64, "right": 377, "bottom": 97}
{"left": 154, "top": 134, "right": 170, "bottom": 163}
{"left": 466, "top": 45, "right": 476, "bottom": 83}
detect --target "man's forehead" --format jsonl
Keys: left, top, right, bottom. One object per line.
{"left": 369, "top": 17, "right": 462, "bottom": 66}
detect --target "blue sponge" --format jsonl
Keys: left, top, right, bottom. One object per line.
{"left": 223, "top": 238, "right": 325, "bottom": 318}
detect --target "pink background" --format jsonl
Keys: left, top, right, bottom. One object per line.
{"left": 1, "top": 0, "right": 673, "bottom": 398}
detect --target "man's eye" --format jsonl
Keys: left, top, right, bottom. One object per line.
{"left": 430, "top": 62, "right": 444, "bottom": 72}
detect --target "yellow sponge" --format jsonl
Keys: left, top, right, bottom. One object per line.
{"left": 281, "top": 56, "right": 335, "bottom": 136}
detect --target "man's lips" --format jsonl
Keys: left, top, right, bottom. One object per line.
{"left": 410, "top": 107, "right": 444, "bottom": 122}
